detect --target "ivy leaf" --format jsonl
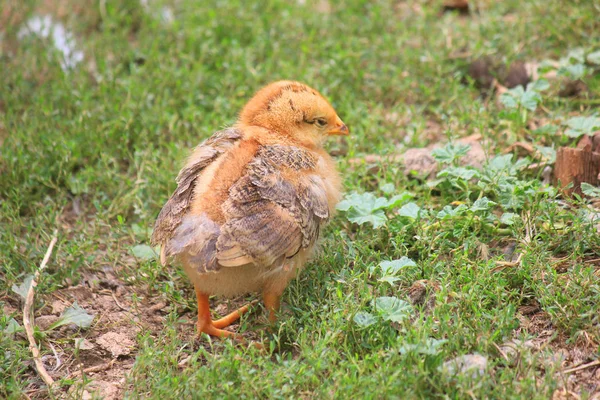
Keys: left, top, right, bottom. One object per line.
{"left": 501, "top": 82, "right": 546, "bottom": 112}
{"left": 558, "top": 64, "right": 588, "bottom": 80}
{"left": 587, "top": 50, "right": 600, "bottom": 65}
{"left": 4, "top": 318, "right": 22, "bottom": 335}
{"left": 499, "top": 93, "right": 518, "bottom": 109}
{"left": 379, "top": 257, "right": 417, "bottom": 275}
{"left": 385, "top": 192, "right": 414, "bottom": 209}
{"left": 432, "top": 143, "right": 471, "bottom": 164}
{"left": 337, "top": 192, "right": 411, "bottom": 228}
{"left": 379, "top": 182, "right": 395, "bottom": 194}
{"left": 378, "top": 276, "right": 401, "bottom": 285}
{"left": 11, "top": 275, "right": 34, "bottom": 300}
{"left": 437, "top": 204, "right": 468, "bottom": 219}
{"left": 372, "top": 297, "right": 412, "bottom": 323}
{"left": 438, "top": 167, "right": 479, "bottom": 181}
{"left": 398, "top": 202, "right": 422, "bottom": 219}
{"left": 534, "top": 146, "right": 556, "bottom": 163}
{"left": 520, "top": 90, "right": 542, "bottom": 111}
{"left": 471, "top": 197, "right": 496, "bottom": 212}
{"left": 487, "top": 154, "right": 514, "bottom": 172}
{"left": 347, "top": 209, "right": 388, "bottom": 228}
{"left": 527, "top": 79, "right": 550, "bottom": 92}
{"left": 562, "top": 48, "right": 585, "bottom": 64}
{"left": 532, "top": 124, "right": 559, "bottom": 136}
{"left": 131, "top": 244, "right": 159, "bottom": 261}
{"left": 581, "top": 183, "right": 600, "bottom": 197}
{"left": 500, "top": 212, "right": 520, "bottom": 225}
{"left": 353, "top": 312, "right": 377, "bottom": 328}
{"left": 48, "top": 302, "right": 94, "bottom": 330}
{"left": 399, "top": 338, "right": 447, "bottom": 356}
{"left": 564, "top": 116, "right": 600, "bottom": 138}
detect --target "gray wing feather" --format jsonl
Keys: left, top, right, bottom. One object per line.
{"left": 151, "top": 128, "right": 242, "bottom": 247}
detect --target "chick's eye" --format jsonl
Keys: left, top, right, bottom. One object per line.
{"left": 314, "top": 118, "right": 327, "bottom": 127}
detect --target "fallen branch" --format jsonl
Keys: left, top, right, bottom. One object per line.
{"left": 23, "top": 232, "right": 58, "bottom": 389}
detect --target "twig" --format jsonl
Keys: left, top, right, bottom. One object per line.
{"left": 110, "top": 291, "right": 129, "bottom": 311}
{"left": 23, "top": 232, "right": 58, "bottom": 389}
{"left": 561, "top": 359, "right": 600, "bottom": 374}
{"left": 67, "top": 360, "right": 115, "bottom": 378}
{"left": 47, "top": 342, "right": 62, "bottom": 372}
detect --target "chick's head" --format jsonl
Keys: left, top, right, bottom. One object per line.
{"left": 238, "top": 81, "right": 348, "bottom": 146}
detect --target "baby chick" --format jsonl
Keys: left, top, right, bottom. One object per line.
{"left": 152, "top": 81, "right": 347, "bottom": 342}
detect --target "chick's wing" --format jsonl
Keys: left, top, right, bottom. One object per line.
{"left": 216, "top": 144, "right": 330, "bottom": 269}
{"left": 151, "top": 128, "right": 242, "bottom": 251}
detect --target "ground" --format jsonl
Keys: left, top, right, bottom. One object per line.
{"left": 1, "top": 0, "right": 600, "bottom": 398}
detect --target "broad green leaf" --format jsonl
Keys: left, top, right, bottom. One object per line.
{"left": 379, "top": 257, "right": 417, "bottom": 275}
{"left": 487, "top": 154, "right": 514, "bottom": 172}
{"left": 379, "top": 182, "right": 395, "bottom": 194}
{"left": 432, "top": 143, "right": 471, "bottom": 164}
{"left": 500, "top": 212, "right": 520, "bottom": 225}
{"left": 11, "top": 275, "right": 34, "bottom": 300}
{"left": 4, "top": 318, "right": 22, "bottom": 335}
{"left": 131, "top": 244, "right": 159, "bottom": 260}
{"left": 438, "top": 167, "right": 479, "bottom": 181}
{"left": 471, "top": 197, "right": 496, "bottom": 212}
{"left": 347, "top": 209, "right": 388, "bottom": 228}
{"left": 564, "top": 116, "right": 600, "bottom": 138}
{"left": 499, "top": 93, "right": 518, "bottom": 109}
{"left": 527, "top": 79, "right": 550, "bottom": 92}
{"left": 353, "top": 312, "right": 377, "bottom": 328}
{"left": 558, "top": 64, "right": 587, "bottom": 80}
{"left": 520, "top": 90, "right": 541, "bottom": 111}
{"left": 437, "top": 204, "right": 468, "bottom": 219}
{"left": 532, "top": 125, "right": 559, "bottom": 136}
{"left": 338, "top": 192, "right": 411, "bottom": 228}
{"left": 587, "top": 50, "right": 600, "bottom": 65}
{"left": 508, "top": 85, "right": 526, "bottom": 97}
{"left": 398, "top": 203, "right": 421, "bottom": 219}
{"left": 534, "top": 146, "right": 556, "bottom": 163}
{"left": 132, "top": 224, "right": 151, "bottom": 239}
{"left": 49, "top": 301, "right": 94, "bottom": 330}
{"left": 378, "top": 276, "right": 401, "bottom": 285}
{"left": 581, "top": 183, "right": 600, "bottom": 197}
{"left": 385, "top": 192, "right": 414, "bottom": 209}
{"left": 373, "top": 297, "right": 412, "bottom": 323}
{"left": 562, "top": 48, "right": 585, "bottom": 64}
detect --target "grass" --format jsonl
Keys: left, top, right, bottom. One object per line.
{"left": 1, "top": 0, "right": 600, "bottom": 398}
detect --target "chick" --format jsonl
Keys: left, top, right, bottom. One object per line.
{"left": 152, "top": 81, "right": 347, "bottom": 341}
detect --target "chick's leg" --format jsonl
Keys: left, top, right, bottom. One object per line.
{"left": 213, "top": 301, "right": 257, "bottom": 329}
{"left": 195, "top": 287, "right": 240, "bottom": 339}
{"left": 262, "top": 292, "right": 282, "bottom": 323}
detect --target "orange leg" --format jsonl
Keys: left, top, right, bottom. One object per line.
{"left": 262, "top": 292, "right": 281, "bottom": 323}
{"left": 213, "top": 301, "right": 256, "bottom": 328}
{"left": 195, "top": 287, "right": 253, "bottom": 339}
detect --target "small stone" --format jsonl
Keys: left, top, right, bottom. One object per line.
{"left": 50, "top": 300, "right": 68, "bottom": 315}
{"left": 441, "top": 354, "right": 488, "bottom": 378}
{"left": 96, "top": 332, "right": 135, "bottom": 357}
{"left": 74, "top": 337, "right": 95, "bottom": 350}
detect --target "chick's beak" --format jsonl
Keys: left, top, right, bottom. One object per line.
{"left": 328, "top": 118, "right": 349, "bottom": 136}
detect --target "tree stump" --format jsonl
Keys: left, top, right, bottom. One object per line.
{"left": 554, "top": 146, "right": 600, "bottom": 196}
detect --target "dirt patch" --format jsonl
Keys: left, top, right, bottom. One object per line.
{"left": 514, "top": 310, "right": 600, "bottom": 397}
{"left": 6, "top": 261, "right": 168, "bottom": 399}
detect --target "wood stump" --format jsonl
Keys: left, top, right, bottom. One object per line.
{"left": 554, "top": 146, "right": 600, "bottom": 196}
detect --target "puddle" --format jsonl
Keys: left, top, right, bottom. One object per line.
{"left": 18, "top": 15, "right": 84, "bottom": 70}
